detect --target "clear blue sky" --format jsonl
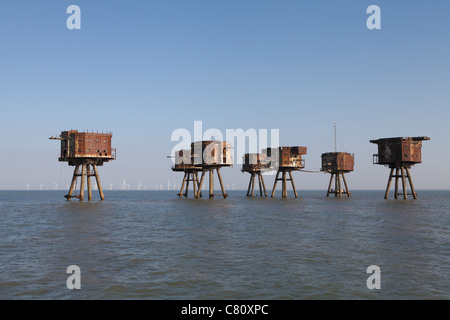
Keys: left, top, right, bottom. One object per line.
{"left": 0, "top": 0, "right": 449, "bottom": 190}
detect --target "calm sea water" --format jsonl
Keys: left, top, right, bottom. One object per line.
{"left": 0, "top": 190, "right": 449, "bottom": 299}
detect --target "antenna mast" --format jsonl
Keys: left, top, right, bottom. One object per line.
{"left": 334, "top": 123, "right": 337, "bottom": 152}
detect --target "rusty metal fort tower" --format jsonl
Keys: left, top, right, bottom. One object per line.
{"left": 370, "top": 136, "right": 430, "bottom": 199}
{"left": 242, "top": 153, "right": 270, "bottom": 197}
{"left": 264, "top": 146, "right": 307, "bottom": 198}
{"left": 50, "top": 130, "right": 116, "bottom": 201}
{"left": 172, "top": 140, "right": 232, "bottom": 199}
{"left": 321, "top": 152, "right": 354, "bottom": 197}
{"left": 320, "top": 124, "right": 355, "bottom": 197}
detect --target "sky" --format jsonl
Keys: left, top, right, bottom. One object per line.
{"left": 0, "top": 0, "right": 449, "bottom": 190}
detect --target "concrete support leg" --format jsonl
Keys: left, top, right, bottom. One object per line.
{"left": 79, "top": 164, "right": 86, "bottom": 202}
{"left": 67, "top": 164, "right": 80, "bottom": 201}
{"left": 289, "top": 170, "right": 298, "bottom": 198}
{"left": 326, "top": 173, "right": 334, "bottom": 197}
{"left": 260, "top": 173, "right": 267, "bottom": 197}
{"left": 406, "top": 167, "right": 417, "bottom": 199}
{"left": 209, "top": 169, "right": 214, "bottom": 199}
{"left": 93, "top": 165, "right": 105, "bottom": 200}
{"left": 342, "top": 173, "right": 351, "bottom": 197}
{"left": 401, "top": 167, "right": 407, "bottom": 200}
{"left": 384, "top": 168, "right": 394, "bottom": 199}
{"left": 216, "top": 168, "right": 227, "bottom": 199}
{"left": 271, "top": 170, "right": 280, "bottom": 198}
{"left": 87, "top": 165, "right": 92, "bottom": 201}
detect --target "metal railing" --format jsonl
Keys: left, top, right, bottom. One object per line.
{"left": 373, "top": 154, "right": 379, "bottom": 164}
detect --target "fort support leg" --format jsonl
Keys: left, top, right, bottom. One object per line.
{"left": 260, "top": 173, "right": 267, "bottom": 197}
{"left": 195, "top": 172, "right": 202, "bottom": 198}
{"left": 289, "top": 170, "right": 298, "bottom": 198}
{"left": 326, "top": 173, "right": 334, "bottom": 197}
{"left": 338, "top": 173, "right": 342, "bottom": 198}
{"left": 79, "top": 164, "right": 86, "bottom": 202}
{"left": 384, "top": 168, "right": 394, "bottom": 199}
{"left": 67, "top": 164, "right": 80, "bottom": 201}
{"left": 394, "top": 168, "right": 399, "bottom": 199}
{"left": 258, "top": 173, "right": 263, "bottom": 197}
{"left": 209, "top": 169, "right": 214, "bottom": 199}
{"left": 281, "top": 171, "right": 286, "bottom": 198}
{"left": 197, "top": 173, "right": 203, "bottom": 197}
{"left": 247, "top": 173, "right": 253, "bottom": 196}
{"left": 179, "top": 172, "right": 187, "bottom": 198}
{"left": 271, "top": 170, "right": 280, "bottom": 198}
{"left": 217, "top": 168, "right": 227, "bottom": 199}
{"left": 406, "top": 167, "right": 417, "bottom": 199}
{"left": 93, "top": 165, "right": 105, "bottom": 200}
{"left": 185, "top": 172, "right": 190, "bottom": 197}
{"left": 192, "top": 172, "right": 197, "bottom": 199}
{"left": 401, "top": 167, "right": 407, "bottom": 200}
{"left": 342, "top": 173, "right": 351, "bottom": 197}
{"left": 196, "top": 171, "right": 206, "bottom": 199}
{"left": 87, "top": 165, "right": 92, "bottom": 201}
{"left": 251, "top": 172, "right": 256, "bottom": 196}
{"left": 334, "top": 173, "right": 339, "bottom": 198}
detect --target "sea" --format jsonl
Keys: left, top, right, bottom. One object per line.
{"left": 0, "top": 190, "right": 448, "bottom": 300}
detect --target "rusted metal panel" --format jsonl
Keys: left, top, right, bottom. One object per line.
{"left": 56, "top": 130, "right": 115, "bottom": 165}
{"left": 263, "top": 146, "right": 307, "bottom": 169}
{"left": 370, "top": 137, "right": 429, "bottom": 166}
{"left": 242, "top": 153, "right": 270, "bottom": 172}
{"left": 173, "top": 149, "right": 197, "bottom": 171}
{"left": 190, "top": 140, "right": 233, "bottom": 166}
{"left": 321, "top": 152, "right": 354, "bottom": 173}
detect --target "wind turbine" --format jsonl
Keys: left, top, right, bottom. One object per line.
{"left": 167, "top": 180, "right": 172, "bottom": 191}
{"left": 40, "top": 183, "right": 44, "bottom": 191}
{"left": 109, "top": 183, "right": 114, "bottom": 191}
{"left": 26, "top": 184, "right": 30, "bottom": 190}
{"left": 54, "top": 182, "right": 59, "bottom": 190}
{"left": 138, "top": 181, "right": 142, "bottom": 191}
{"left": 232, "top": 183, "right": 235, "bottom": 191}
{"left": 121, "top": 179, "right": 127, "bottom": 190}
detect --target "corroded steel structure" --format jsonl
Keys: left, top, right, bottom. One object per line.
{"left": 321, "top": 152, "right": 354, "bottom": 197}
{"left": 242, "top": 153, "right": 270, "bottom": 197}
{"left": 50, "top": 130, "right": 116, "bottom": 201}
{"left": 370, "top": 136, "right": 430, "bottom": 199}
{"left": 264, "top": 146, "right": 307, "bottom": 198}
{"left": 172, "top": 141, "right": 232, "bottom": 199}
